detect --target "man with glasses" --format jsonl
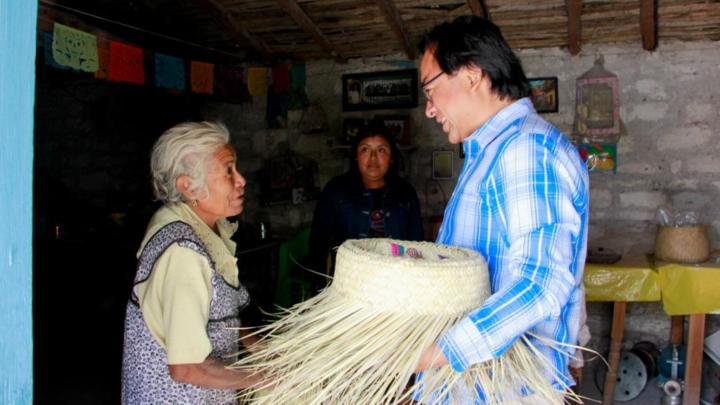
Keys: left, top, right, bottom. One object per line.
{"left": 412, "top": 16, "right": 590, "bottom": 403}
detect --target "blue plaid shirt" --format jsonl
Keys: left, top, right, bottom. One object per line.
{"left": 435, "top": 98, "right": 589, "bottom": 395}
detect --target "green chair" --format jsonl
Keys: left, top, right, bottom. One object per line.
{"left": 275, "top": 227, "right": 314, "bottom": 308}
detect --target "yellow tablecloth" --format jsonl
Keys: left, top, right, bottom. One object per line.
{"left": 583, "top": 255, "right": 720, "bottom": 315}
{"left": 584, "top": 254, "right": 660, "bottom": 302}
{"left": 658, "top": 261, "right": 720, "bottom": 315}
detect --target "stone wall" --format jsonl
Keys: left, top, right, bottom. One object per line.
{"left": 519, "top": 40, "right": 720, "bottom": 371}
{"left": 518, "top": 41, "right": 720, "bottom": 250}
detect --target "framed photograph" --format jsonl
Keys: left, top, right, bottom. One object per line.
{"left": 528, "top": 77, "right": 559, "bottom": 113}
{"left": 375, "top": 115, "right": 410, "bottom": 145}
{"left": 432, "top": 151, "right": 454, "bottom": 180}
{"left": 342, "top": 118, "right": 368, "bottom": 144}
{"left": 342, "top": 69, "right": 418, "bottom": 112}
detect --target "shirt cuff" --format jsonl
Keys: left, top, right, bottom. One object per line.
{"left": 440, "top": 316, "right": 493, "bottom": 373}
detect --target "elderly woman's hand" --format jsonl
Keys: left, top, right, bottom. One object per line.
{"left": 240, "top": 327, "right": 263, "bottom": 354}
{"left": 169, "top": 356, "right": 267, "bottom": 390}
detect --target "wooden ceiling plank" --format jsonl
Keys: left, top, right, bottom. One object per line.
{"left": 374, "top": 0, "right": 417, "bottom": 60}
{"left": 197, "top": 0, "right": 276, "bottom": 60}
{"left": 640, "top": 0, "right": 656, "bottom": 50}
{"left": 274, "top": 0, "right": 347, "bottom": 63}
{"left": 565, "top": 0, "right": 582, "bottom": 55}
{"left": 466, "top": 0, "right": 491, "bottom": 20}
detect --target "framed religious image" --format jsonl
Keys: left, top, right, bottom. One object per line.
{"left": 342, "top": 69, "right": 418, "bottom": 111}
{"left": 576, "top": 76, "right": 620, "bottom": 135}
{"left": 528, "top": 77, "right": 559, "bottom": 113}
{"left": 432, "top": 151, "right": 454, "bottom": 180}
{"left": 375, "top": 114, "right": 410, "bottom": 145}
{"left": 342, "top": 118, "right": 368, "bottom": 144}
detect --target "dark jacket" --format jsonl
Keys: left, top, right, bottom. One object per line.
{"left": 309, "top": 173, "right": 424, "bottom": 275}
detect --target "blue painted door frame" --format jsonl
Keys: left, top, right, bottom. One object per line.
{"left": 0, "top": 0, "right": 37, "bottom": 403}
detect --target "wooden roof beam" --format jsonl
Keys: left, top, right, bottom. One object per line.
{"left": 565, "top": 0, "right": 582, "bottom": 55}
{"left": 467, "top": 0, "right": 491, "bottom": 21}
{"left": 640, "top": 0, "right": 657, "bottom": 51}
{"left": 198, "top": 0, "right": 275, "bottom": 61}
{"left": 275, "top": 0, "right": 347, "bottom": 64}
{"left": 374, "top": 0, "right": 416, "bottom": 60}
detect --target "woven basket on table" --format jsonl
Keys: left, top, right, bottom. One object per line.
{"left": 654, "top": 225, "right": 710, "bottom": 264}
{"left": 233, "top": 239, "right": 572, "bottom": 405}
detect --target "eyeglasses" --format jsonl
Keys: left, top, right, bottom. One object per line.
{"left": 421, "top": 71, "right": 445, "bottom": 101}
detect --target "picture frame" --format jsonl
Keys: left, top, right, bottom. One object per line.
{"left": 432, "top": 151, "right": 454, "bottom": 180}
{"left": 342, "top": 69, "right": 418, "bottom": 112}
{"left": 375, "top": 114, "right": 410, "bottom": 145}
{"left": 342, "top": 118, "right": 368, "bottom": 144}
{"left": 576, "top": 76, "right": 620, "bottom": 135}
{"left": 528, "top": 77, "right": 559, "bottom": 113}
{"left": 259, "top": 154, "right": 320, "bottom": 206}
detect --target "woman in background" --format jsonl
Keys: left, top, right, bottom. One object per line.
{"left": 122, "top": 121, "right": 263, "bottom": 404}
{"left": 309, "top": 121, "right": 424, "bottom": 278}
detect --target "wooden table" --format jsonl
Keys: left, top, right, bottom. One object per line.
{"left": 584, "top": 255, "right": 720, "bottom": 405}
{"left": 657, "top": 260, "right": 720, "bottom": 404}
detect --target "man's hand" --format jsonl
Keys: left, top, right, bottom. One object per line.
{"left": 413, "top": 343, "right": 449, "bottom": 374}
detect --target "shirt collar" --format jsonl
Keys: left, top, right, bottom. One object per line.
{"left": 465, "top": 97, "right": 535, "bottom": 152}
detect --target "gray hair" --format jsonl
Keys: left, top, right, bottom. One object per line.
{"left": 150, "top": 121, "right": 230, "bottom": 204}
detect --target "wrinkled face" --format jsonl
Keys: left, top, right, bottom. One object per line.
{"left": 194, "top": 144, "right": 246, "bottom": 227}
{"left": 357, "top": 135, "right": 392, "bottom": 186}
{"left": 420, "top": 50, "right": 472, "bottom": 145}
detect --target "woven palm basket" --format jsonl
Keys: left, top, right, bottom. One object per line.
{"left": 654, "top": 225, "right": 710, "bottom": 264}
{"left": 232, "top": 239, "right": 573, "bottom": 405}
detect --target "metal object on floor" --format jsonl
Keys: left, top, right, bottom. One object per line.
{"left": 596, "top": 350, "right": 649, "bottom": 401}
{"left": 661, "top": 378, "right": 683, "bottom": 405}
{"left": 631, "top": 341, "right": 660, "bottom": 379}
{"left": 659, "top": 344, "right": 686, "bottom": 382}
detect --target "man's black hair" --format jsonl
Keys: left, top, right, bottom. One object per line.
{"left": 348, "top": 120, "right": 400, "bottom": 183}
{"left": 418, "top": 15, "right": 531, "bottom": 101}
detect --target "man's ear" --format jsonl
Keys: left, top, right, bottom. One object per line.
{"left": 464, "top": 65, "right": 484, "bottom": 91}
{"left": 176, "top": 175, "right": 195, "bottom": 201}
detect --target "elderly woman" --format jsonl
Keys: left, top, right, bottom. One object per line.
{"left": 122, "top": 121, "right": 261, "bottom": 404}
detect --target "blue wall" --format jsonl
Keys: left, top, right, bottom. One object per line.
{"left": 0, "top": 0, "right": 37, "bottom": 403}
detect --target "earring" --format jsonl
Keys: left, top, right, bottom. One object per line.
{"left": 192, "top": 200, "right": 198, "bottom": 207}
